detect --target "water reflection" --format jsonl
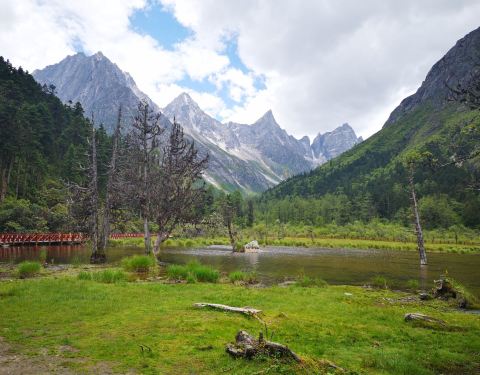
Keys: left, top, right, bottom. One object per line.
{"left": 1, "top": 244, "right": 479, "bottom": 296}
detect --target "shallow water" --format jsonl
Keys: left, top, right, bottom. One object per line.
{"left": 1, "top": 244, "right": 479, "bottom": 296}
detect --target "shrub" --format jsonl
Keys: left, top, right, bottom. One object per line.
{"left": 121, "top": 255, "right": 155, "bottom": 273}
{"left": 78, "top": 269, "right": 127, "bottom": 283}
{"left": 296, "top": 275, "right": 328, "bottom": 288}
{"left": 17, "top": 261, "right": 41, "bottom": 278}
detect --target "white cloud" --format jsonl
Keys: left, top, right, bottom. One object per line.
{"left": 161, "top": 0, "right": 480, "bottom": 138}
{"left": 1, "top": 0, "right": 480, "bottom": 140}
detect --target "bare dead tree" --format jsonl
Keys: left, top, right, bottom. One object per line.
{"left": 218, "top": 194, "right": 239, "bottom": 251}
{"left": 402, "top": 151, "right": 434, "bottom": 266}
{"left": 88, "top": 119, "right": 104, "bottom": 263}
{"left": 150, "top": 120, "right": 209, "bottom": 255}
{"left": 123, "top": 100, "right": 164, "bottom": 254}
{"left": 100, "top": 106, "right": 122, "bottom": 251}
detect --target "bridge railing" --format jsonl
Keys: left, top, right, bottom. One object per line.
{"left": 0, "top": 233, "right": 87, "bottom": 244}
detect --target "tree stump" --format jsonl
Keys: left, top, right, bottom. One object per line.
{"left": 226, "top": 330, "right": 301, "bottom": 363}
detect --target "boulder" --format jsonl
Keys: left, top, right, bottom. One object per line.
{"left": 244, "top": 240, "right": 260, "bottom": 252}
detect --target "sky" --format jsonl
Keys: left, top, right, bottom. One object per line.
{"left": 1, "top": 1, "right": 480, "bottom": 139}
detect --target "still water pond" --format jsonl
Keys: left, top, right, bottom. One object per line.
{"left": 1, "top": 245, "right": 479, "bottom": 296}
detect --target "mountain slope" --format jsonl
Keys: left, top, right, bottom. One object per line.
{"left": 33, "top": 52, "right": 157, "bottom": 132}
{"left": 33, "top": 52, "right": 361, "bottom": 192}
{"left": 263, "top": 27, "right": 480, "bottom": 225}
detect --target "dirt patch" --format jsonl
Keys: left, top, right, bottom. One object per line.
{"left": 0, "top": 337, "right": 135, "bottom": 374}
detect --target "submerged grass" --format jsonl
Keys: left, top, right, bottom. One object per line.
{"left": 295, "top": 274, "right": 328, "bottom": 288}
{"left": 227, "top": 270, "right": 258, "bottom": 284}
{"left": 0, "top": 277, "right": 479, "bottom": 374}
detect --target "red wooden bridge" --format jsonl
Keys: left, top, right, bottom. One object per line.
{"left": 0, "top": 233, "right": 87, "bottom": 246}
{"left": 0, "top": 232, "right": 144, "bottom": 246}
{"left": 109, "top": 233, "right": 144, "bottom": 239}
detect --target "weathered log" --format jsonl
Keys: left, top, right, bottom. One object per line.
{"left": 404, "top": 313, "right": 446, "bottom": 326}
{"left": 194, "top": 303, "right": 262, "bottom": 316}
{"left": 226, "top": 330, "right": 301, "bottom": 363}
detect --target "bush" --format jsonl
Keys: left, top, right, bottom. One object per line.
{"left": 121, "top": 255, "right": 155, "bottom": 273}
{"left": 78, "top": 269, "right": 127, "bottom": 283}
{"left": 17, "top": 261, "right": 41, "bottom": 278}
{"left": 296, "top": 275, "right": 328, "bottom": 288}
{"left": 228, "top": 270, "right": 258, "bottom": 284}
{"left": 166, "top": 261, "right": 219, "bottom": 283}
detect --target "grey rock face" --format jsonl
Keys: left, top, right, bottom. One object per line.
{"left": 385, "top": 26, "right": 480, "bottom": 126}
{"left": 311, "top": 123, "right": 362, "bottom": 160}
{"left": 33, "top": 52, "right": 361, "bottom": 192}
{"left": 33, "top": 52, "right": 157, "bottom": 132}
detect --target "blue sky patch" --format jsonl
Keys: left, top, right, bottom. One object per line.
{"left": 130, "top": 5, "right": 192, "bottom": 50}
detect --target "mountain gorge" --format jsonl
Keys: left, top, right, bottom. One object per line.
{"left": 33, "top": 52, "right": 361, "bottom": 193}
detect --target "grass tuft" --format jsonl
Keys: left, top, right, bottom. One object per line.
{"left": 121, "top": 255, "right": 155, "bottom": 273}
{"left": 17, "top": 261, "right": 41, "bottom": 278}
{"left": 166, "top": 261, "right": 219, "bottom": 283}
{"left": 228, "top": 270, "right": 258, "bottom": 284}
{"left": 77, "top": 269, "right": 127, "bottom": 283}
{"left": 296, "top": 275, "right": 328, "bottom": 288}
{"left": 371, "top": 275, "right": 389, "bottom": 289}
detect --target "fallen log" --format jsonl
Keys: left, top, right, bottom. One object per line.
{"left": 226, "top": 330, "right": 301, "bottom": 363}
{"left": 404, "top": 312, "right": 446, "bottom": 326}
{"left": 194, "top": 303, "right": 262, "bottom": 317}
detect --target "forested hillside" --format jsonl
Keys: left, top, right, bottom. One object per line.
{"left": 0, "top": 57, "right": 112, "bottom": 232}
{"left": 261, "top": 28, "right": 480, "bottom": 229}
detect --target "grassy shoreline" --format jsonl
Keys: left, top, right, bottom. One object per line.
{"left": 109, "top": 235, "right": 480, "bottom": 254}
{"left": 0, "top": 265, "right": 479, "bottom": 374}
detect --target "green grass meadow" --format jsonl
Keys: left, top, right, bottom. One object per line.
{"left": 0, "top": 277, "right": 479, "bottom": 374}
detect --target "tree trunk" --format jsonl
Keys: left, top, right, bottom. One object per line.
{"left": 152, "top": 230, "right": 169, "bottom": 256}
{"left": 0, "top": 166, "right": 6, "bottom": 203}
{"left": 144, "top": 216, "right": 151, "bottom": 254}
{"left": 142, "top": 107, "right": 151, "bottom": 254}
{"left": 227, "top": 220, "right": 237, "bottom": 251}
{"left": 409, "top": 170, "right": 427, "bottom": 265}
{"left": 89, "top": 125, "right": 104, "bottom": 263}
{"left": 100, "top": 106, "right": 122, "bottom": 251}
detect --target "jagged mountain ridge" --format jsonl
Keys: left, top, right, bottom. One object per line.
{"left": 33, "top": 52, "right": 361, "bottom": 192}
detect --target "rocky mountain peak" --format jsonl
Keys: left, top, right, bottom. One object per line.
{"left": 311, "top": 122, "right": 361, "bottom": 159}
{"left": 33, "top": 51, "right": 361, "bottom": 193}
{"left": 385, "top": 26, "right": 480, "bottom": 126}
{"left": 33, "top": 51, "right": 157, "bottom": 132}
